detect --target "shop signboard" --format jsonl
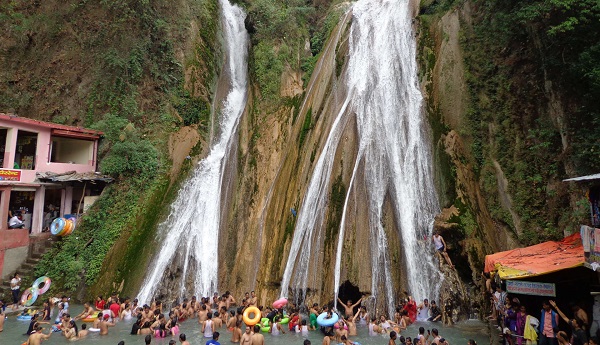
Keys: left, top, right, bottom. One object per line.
{"left": 506, "top": 280, "right": 556, "bottom": 297}
{"left": 581, "top": 225, "right": 600, "bottom": 266}
{"left": 0, "top": 169, "right": 21, "bottom": 181}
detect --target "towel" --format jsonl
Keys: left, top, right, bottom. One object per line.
{"left": 524, "top": 315, "right": 539, "bottom": 342}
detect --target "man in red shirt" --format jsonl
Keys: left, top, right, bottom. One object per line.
{"left": 109, "top": 300, "right": 121, "bottom": 321}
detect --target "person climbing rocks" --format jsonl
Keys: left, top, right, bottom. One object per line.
{"left": 432, "top": 231, "right": 454, "bottom": 268}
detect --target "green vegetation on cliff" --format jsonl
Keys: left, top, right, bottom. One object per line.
{"left": 1, "top": 0, "right": 221, "bottom": 297}
{"left": 419, "top": 0, "right": 599, "bottom": 247}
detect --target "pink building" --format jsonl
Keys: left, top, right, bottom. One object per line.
{"left": 0, "top": 113, "right": 109, "bottom": 280}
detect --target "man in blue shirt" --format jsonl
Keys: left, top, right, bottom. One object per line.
{"left": 206, "top": 331, "right": 220, "bottom": 345}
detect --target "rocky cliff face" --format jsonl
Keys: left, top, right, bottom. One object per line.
{"left": 2, "top": 0, "right": 597, "bottom": 319}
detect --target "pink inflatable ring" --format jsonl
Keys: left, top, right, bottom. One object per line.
{"left": 272, "top": 297, "right": 288, "bottom": 309}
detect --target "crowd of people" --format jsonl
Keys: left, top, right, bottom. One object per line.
{"left": 9, "top": 290, "right": 462, "bottom": 345}
{"left": 486, "top": 281, "right": 597, "bottom": 345}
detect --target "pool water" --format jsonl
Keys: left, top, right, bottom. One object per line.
{"left": 0, "top": 305, "right": 490, "bottom": 345}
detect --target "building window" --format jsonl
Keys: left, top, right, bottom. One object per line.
{"left": 50, "top": 136, "right": 93, "bottom": 165}
{"left": 0, "top": 128, "right": 7, "bottom": 168}
{"left": 14, "top": 131, "right": 37, "bottom": 170}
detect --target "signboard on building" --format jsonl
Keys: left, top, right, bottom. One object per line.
{"left": 0, "top": 169, "right": 21, "bottom": 181}
{"left": 506, "top": 280, "right": 556, "bottom": 297}
{"left": 581, "top": 225, "right": 600, "bottom": 267}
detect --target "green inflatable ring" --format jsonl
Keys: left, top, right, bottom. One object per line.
{"left": 279, "top": 317, "right": 289, "bottom": 325}
{"left": 260, "top": 325, "right": 270, "bottom": 332}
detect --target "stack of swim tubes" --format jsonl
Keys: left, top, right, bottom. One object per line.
{"left": 20, "top": 276, "right": 52, "bottom": 307}
{"left": 50, "top": 216, "right": 76, "bottom": 237}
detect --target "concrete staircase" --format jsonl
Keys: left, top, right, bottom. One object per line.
{"left": 0, "top": 234, "right": 58, "bottom": 303}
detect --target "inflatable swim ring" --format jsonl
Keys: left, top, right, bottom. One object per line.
{"left": 278, "top": 317, "right": 289, "bottom": 325}
{"left": 61, "top": 219, "right": 74, "bottom": 236}
{"left": 21, "top": 288, "right": 38, "bottom": 306}
{"left": 272, "top": 298, "right": 288, "bottom": 309}
{"left": 81, "top": 315, "right": 98, "bottom": 322}
{"left": 242, "top": 306, "right": 261, "bottom": 326}
{"left": 17, "top": 315, "right": 32, "bottom": 320}
{"left": 33, "top": 276, "right": 51, "bottom": 294}
{"left": 260, "top": 324, "right": 270, "bottom": 332}
{"left": 50, "top": 218, "right": 66, "bottom": 235}
{"left": 57, "top": 218, "right": 70, "bottom": 236}
{"left": 316, "top": 312, "right": 339, "bottom": 327}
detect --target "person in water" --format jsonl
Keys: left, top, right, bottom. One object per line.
{"left": 390, "top": 331, "right": 398, "bottom": 345}
{"left": 26, "top": 325, "right": 52, "bottom": 345}
{"left": 338, "top": 297, "right": 364, "bottom": 318}
{"left": 429, "top": 301, "right": 442, "bottom": 322}
{"left": 417, "top": 299, "right": 430, "bottom": 321}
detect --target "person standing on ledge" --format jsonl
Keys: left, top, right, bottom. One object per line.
{"left": 432, "top": 231, "right": 454, "bottom": 268}
{"left": 10, "top": 273, "right": 21, "bottom": 309}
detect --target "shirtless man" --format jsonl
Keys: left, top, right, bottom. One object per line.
{"left": 430, "top": 328, "right": 441, "bottom": 345}
{"left": 141, "top": 305, "right": 153, "bottom": 323}
{"left": 213, "top": 293, "right": 220, "bottom": 308}
{"left": 98, "top": 314, "right": 116, "bottom": 335}
{"left": 26, "top": 325, "right": 52, "bottom": 345}
{"left": 227, "top": 310, "right": 237, "bottom": 330}
{"left": 337, "top": 297, "right": 364, "bottom": 318}
{"left": 74, "top": 302, "right": 95, "bottom": 320}
{"left": 322, "top": 329, "right": 335, "bottom": 345}
{"left": 184, "top": 303, "right": 193, "bottom": 319}
{"left": 198, "top": 304, "right": 208, "bottom": 324}
{"left": 251, "top": 324, "right": 264, "bottom": 345}
{"left": 416, "top": 326, "right": 430, "bottom": 345}
{"left": 226, "top": 291, "right": 237, "bottom": 309}
{"left": 179, "top": 333, "right": 191, "bottom": 345}
{"left": 389, "top": 331, "right": 398, "bottom": 345}
{"left": 213, "top": 311, "right": 223, "bottom": 329}
{"left": 218, "top": 296, "right": 227, "bottom": 311}
{"left": 347, "top": 311, "right": 360, "bottom": 336}
{"left": 92, "top": 313, "right": 103, "bottom": 329}
{"left": 249, "top": 291, "right": 258, "bottom": 307}
{"left": 240, "top": 325, "right": 253, "bottom": 345}
{"left": 571, "top": 302, "right": 589, "bottom": 328}
{"left": 79, "top": 324, "right": 89, "bottom": 338}
{"left": 231, "top": 320, "right": 242, "bottom": 343}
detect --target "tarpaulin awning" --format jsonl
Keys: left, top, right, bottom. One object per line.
{"left": 484, "top": 232, "right": 584, "bottom": 279}
{"left": 36, "top": 171, "right": 113, "bottom": 184}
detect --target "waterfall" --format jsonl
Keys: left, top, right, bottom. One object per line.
{"left": 281, "top": 0, "right": 442, "bottom": 312}
{"left": 137, "top": 0, "right": 248, "bottom": 304}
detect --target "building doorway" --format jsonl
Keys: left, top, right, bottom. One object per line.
{"left": 43, "top": 188, "right": 61, "bottom": 232}
{"left": 9, "top": 189, "right": 35, "bottom": 230}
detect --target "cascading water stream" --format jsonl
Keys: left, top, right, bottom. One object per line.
{"left": 281, "top": 0, "right": 442, "bottom": 312}
{"left": 137, "top": 0, "right": 248, "bottom": 304}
